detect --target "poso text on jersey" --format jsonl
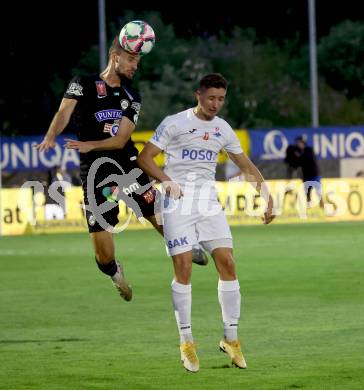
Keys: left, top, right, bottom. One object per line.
{"left": 181, "top": 149, "right": 217, "bottom": 161}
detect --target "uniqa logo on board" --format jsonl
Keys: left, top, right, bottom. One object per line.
{"left": 0, "top": 140, "right": 80, "bottom": 170}
{"left": 262, "top": 130, "right": 288, "bottom": 159}
{"left": 261, "top": 129, "right": 364, "bottom": 160}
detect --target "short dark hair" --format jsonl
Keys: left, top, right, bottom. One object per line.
{"left": 198, "top": 73, "right": 228, "bottom": 91}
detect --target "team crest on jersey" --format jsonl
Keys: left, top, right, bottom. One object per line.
{"left": 95, "top": 81, "right": 107, "bottom": 98}
{"left": 120, "top": 99, "right": 129, "bottom": 110}
{"left": 203, "top": 132, "right": 209, "bottom": 140}
{"left": 213, "top": 127, "right": 222, "bottom": 137}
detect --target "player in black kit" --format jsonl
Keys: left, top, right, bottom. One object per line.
{"left": 36, "top": 35, "right": 207, "bottom": 302}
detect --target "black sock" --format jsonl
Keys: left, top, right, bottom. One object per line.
{"left": 95, "top": 258, "right": 118, "bottom": 276}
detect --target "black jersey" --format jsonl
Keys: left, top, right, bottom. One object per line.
{"left": 64, "top": 74, "right": 141, "bottom": 174}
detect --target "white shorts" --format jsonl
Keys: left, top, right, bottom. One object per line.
{"left": 162, "top": 197, "right": 233, "bottom": 256}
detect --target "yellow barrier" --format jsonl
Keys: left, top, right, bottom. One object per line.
{"left": 31, "top": 186, "right": 86, "bottom": 234}
{"left": 0, "top": 188, "right": 33, "bottom": 235}
{"left": 1, "top": 178, "right": 363, "bottom": 235}
{"left": 217, "top": 178, "right": 364, "bottom": 225}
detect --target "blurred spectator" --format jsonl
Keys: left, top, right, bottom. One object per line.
{"left": 284, "top": 143, "right": 301, "bottom": 179}
{"left": 295, "top": 135, "right": 324, "bottom": 209}
{"left": 44, "top": 166, "right": 71, "bottom": 220}
{"left": 54, "top": 166, "right": 72, "bottom": 184}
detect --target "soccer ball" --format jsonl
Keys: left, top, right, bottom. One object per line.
{"left": 119, "top": 20, "right": 155, "bottom": 56}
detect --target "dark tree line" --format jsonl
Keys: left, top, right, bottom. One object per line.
{"left": 2, "top": 12, "right": 364, "bottom": 136}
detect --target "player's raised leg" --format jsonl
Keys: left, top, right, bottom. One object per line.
{"left": 91, "top": 231, "right": 132, "bottom": 301}
{"left": 171, "top": 250, "right": 199, "bottom": 373}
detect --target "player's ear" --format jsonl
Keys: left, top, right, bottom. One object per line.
{"left": 114, "top": 54, "right": 120, "bottom": 65}
{"left": 111, "top": 51, "right": 120, "bottom": 64}
{"left": 195, "top": 90, "right": 201, "bottom": 101}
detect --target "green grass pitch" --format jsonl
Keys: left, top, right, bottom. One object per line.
{"left": 1, "top": 222, "right": 363, "bottom": 389}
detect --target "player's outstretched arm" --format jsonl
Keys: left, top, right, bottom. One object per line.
{"left": 228, "top": 152, "right": 275, "bottom": 224}
{"left": 138, "top": 142, "right": 183, "bottom": 199}
{"left": 35, "top": 98, "right": 77, "bottom": 152}
{"left": 64, "top": 116, "right": 135, "bottom": 153}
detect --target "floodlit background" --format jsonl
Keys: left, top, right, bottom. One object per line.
{"left": 1, "top": 1, "right": 364, "bottom": 388}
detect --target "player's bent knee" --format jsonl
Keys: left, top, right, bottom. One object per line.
{"left": 91, "top": 232, "right": 115, "bottom": 263}
{"left": 94, "top": 250, "right": 114, "bottom": 264}
{"left": 226, "top": 257, "right": 236, "bottom": 272}
{"left": 174, "top": 272, "right": 191, "bottom": 284}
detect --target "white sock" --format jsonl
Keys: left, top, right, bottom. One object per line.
{"left": 171, "top": 279, "right": 193, "bottom": 344}
{"left": 218, "top": 279, "right": 241, "bottom": 341}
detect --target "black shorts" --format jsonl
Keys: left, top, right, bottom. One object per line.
{"left": 80, "top": 159, "right": 159, "bottom": 233}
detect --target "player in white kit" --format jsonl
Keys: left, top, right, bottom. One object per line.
{"left": 138, "top": 73, "right": 274, "bottom": 372}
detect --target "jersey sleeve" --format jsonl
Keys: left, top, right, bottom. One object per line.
{"left": 224, "top": 126, "right": 244, "bottom": 154}
{"left": 123, "top": 91, "right": 142, "bottom": 125}
{"left": 64, "top": 75, "right": 85, "bottom": 101}
{"left": 149, "top": 116, "right": 174, "bottom": 150}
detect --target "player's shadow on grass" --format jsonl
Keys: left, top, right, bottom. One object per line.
{"left": 0, "top": 338, "right": 88, "bottom": 344}
{"left": 211, "top": 364, "right": 233, "bottom": 369}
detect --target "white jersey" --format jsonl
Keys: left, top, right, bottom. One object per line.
{"left": 149, "top": 108, "right": 243, "bottom": 199}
